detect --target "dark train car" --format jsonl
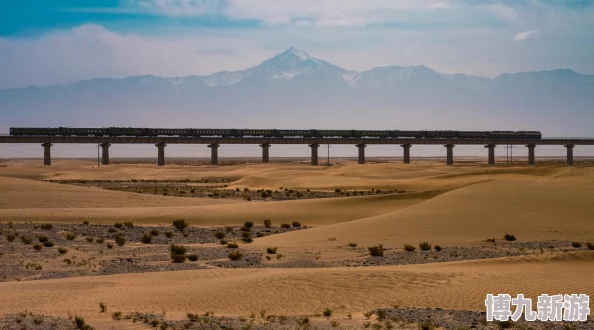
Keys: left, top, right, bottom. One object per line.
{"left": 457, "top": 131, "right": 490, "bottom": 139}
{"left": 353, "top": 130, "right": 392, "bottom": 138}
{"left": 10, "top": 127, "right": 61, "bottom": 136}
{"left": 316, "top": 130, "right": 353, "bottom": 138}
{"left": 148, "top": 128, "right": 194, "bottom": 137}
{"left": 426, "top": 130, "right": 457, "bottom": 138}
{"left": 394, "top": 130, "right": 425, "bottom": 138}
{"left": 60, "top": 127, "right": 108, "bottom": 136}
{"left": 108, "top": 127, "right": 146, "bottom": 136}
{"left": 276, "top": 129, "right": 314, "bottom": 138}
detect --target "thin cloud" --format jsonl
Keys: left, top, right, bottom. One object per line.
{"left": 514, "top": 30, "right": 540, "bottom": 41}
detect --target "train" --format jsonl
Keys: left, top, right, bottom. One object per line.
{"left": 9, "top": 127, "right": 543, "bottom": 139}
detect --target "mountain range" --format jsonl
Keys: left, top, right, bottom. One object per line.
{"left": 1, "top": 47, "right": 593, "bottom": 136}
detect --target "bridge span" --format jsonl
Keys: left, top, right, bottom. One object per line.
{"left": 1, "top": 136, "right": 593, "bottom": 166}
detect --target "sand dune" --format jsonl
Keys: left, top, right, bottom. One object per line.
{"left": 0, "top": 252, "right": 592, "bottom": 319}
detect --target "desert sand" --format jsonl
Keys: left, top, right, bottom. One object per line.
{"left": 1, "top": 158, "right": 593, "bottom": 328}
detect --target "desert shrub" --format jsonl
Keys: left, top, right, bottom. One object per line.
{"left": 587, "top": 242, "right": 594, "bottom": 250}
{"left": 486, "top": 238, "right": 496, "bottom": 243}
{"left": 33, "top": 244, "right": 42, "bottom": 251}
{"left": 172, "top": 219, "right": 188, "bottom": 231}
{"left": 112, "top": 311, "right": 122, "bottom": 320}
{"left": 404, "top": 244, "right": 416, "bottom": 252}
{"left": 225, "top": 226, "right": 234, "bottom": 232}
{"left": 334, "top": 188, "right": 341, "bottom": 193}
{"left": 241, "top": 231, "right": 250, "bottom": 238}
{"left": 330, "top": 320, "right": 340, "bottom": 327}
{"left": 280, "top": 223, "right": 291, "bottom": 229}
{"left": 368, "top": 245, "right": 384, "bottom": 257}
{"left": 363, "top": 311, "right": 373, "bottom": 319}
{"left": 66, "top": 233, "right": 76, "bottom": 240}
{"left": 241, "top": 236, "right": 253, "bottom": 243}
{"left": 38, "top": 235, "right": 49, "bottom": 243}
{"left": 220, "top": 239, "right": 227, "bottom": 245}
{"left": 140, "top": 234, "right": 152, "bottom": 244}
{"left": 74, "top": 315, "right": 87, "bottom": 329}
{"left": 82, "top": 220, "right": 89, "bottom": 225}
{"left": 170, "top": 244, "right": 187, "bottom": 263}
{"left": 58, "top": 247, "right": 68, "bottom": 254}
{"left": 266, "top": 247, "right": 278, "bottom": 254}
{"left": 572, "top": 241, "right": 582, "bottom": 248}
{"left": 114, "top": 223, "right": 123, "bottom": 229}
{"left": 40, "top": 223, "right": 53, "bottom": 230}
{"left": 85, "top": 237, "right": 93, "bottom": 243}
{"left": 150, "top": 229, "right": 159, "bottom": 236}
{"left": 504, "top": 233, "right": 516, "bottom": 241}
{"left": 263, "top": 219, "right": 272, "bottom": 228}
{"left": 323, "top": 308, "right": 332, "bottom": 317}
{"left": 240, "top": 226, "right": 250, "bottom": 232}
{"left": 228, "top": 250, "right": 243, "bottom": 261}
{"left": 99, "top": 302, "right": 106, "bottom": 313}
{"left": 165, "top": 231, "right": 174, "bottom": 238}
{"left": 6, "top": 234, "right": 15, "bottom": 242}
{"left": 434, "top": 245, "right": 442, "bottom": 251}
{"left": 21, "top": 236, "right": 32, "bottom": 244}
{"left": 419, "top": 241, "right": 432, "bottom": 251}
{"left": 115, "top": 235, "right": 126, "bottom": 246}
{"left": 107, "top": 228, "right": 117, "bottom": 233}
{"left": 214, "top": 232, "right": 225, "bottom": 239}
{"left": 420, "top": 324, "right": 434, "bottom": 330}
{"left": 43, "top": 241, "right": 54, "bottom": 247}
{"left": 348, "top": 242, "right": 357, "bottom": 247}
{"left": 187, "top": 254, "right": 199, "bottom": 261}
{"left": 96, "top": 237, "right": 104, "bottom": 243}
{"left": 292, "top": 221, "right": 301, "bottom": 228}
{"left": 227, "top": 242, "right": 239, "bottom": 249}
{"left": 106, "top": 243, "right": 113, "bottom": 249}
{"left": 123, "top": 221, "right": 134, "bottom": 228}
{"left": 244, "top": 221, "right": 254, "bottom": 229}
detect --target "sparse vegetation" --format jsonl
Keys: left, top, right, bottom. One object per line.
{"left": 165, "top": 231, "right": 174, "bottom": 238}
{"left": 38, "top": 235, "right": 49, "bottom": 243}
{"left": 434, "top": 245, "right": 442, "bottom": 251}
{"left": 266, "top": 247, "right": 278, "bottom": 254}
{"left": 323, "top": 308, "right": 332, "bottom": 317}
{"left": 66, "top": 233, "right": 76, "bottom": 240}
{"left": 280, "top": 223, "right": 291, "bottom": 229}
{"left": 114, "top": 223, "right": 123, "bottom": 229}
{"left": 228, "top": 250, "right": 243, "bottom": 260}
{"left": 124, "top": 221, "right": 134, "bottom": 228}
{"left": 141, "top": 234, "right": 152, "bottom": 244}
{"left": 74, "top": 315, "right": 90, "bottom": 329}
{"left": 419, "top": 241, "right": 432, "bottom": 251}
{"left": 43, "top": 241, "right": 54, "bottom": 247}
{"left": 21, "top": 236, "right": 32, "bottom": 244}
{"left": 368, "top": 245, "right": 384, "bottom": 257}
{"left": 106, "top": 243, "right": 113, "bottom": 249}
{"left": 292, "top": 221, "right": 301, "bottom": 228}
{"left": 170, "top": 244, "right": 187, "bottom": 263}
{"left": 214, "top": 232, "right": 225, "bottom": 239}
{"left": 173, "top": 219, "right": 188, "bottom": 231}
{"left": 404, "top": 244, "right": 416, "bottom": 252}
{"left": 99, "top": 302, "right": 106, "bottom": 313}
{"left": 40, "top": 223, "right": 53, "bottom": 230}
{"left": 6, "top": 234, "right": 15, "bottom": 242}
{"left": 263, "top": 219, "right": 272, "bottom": 228}
{"left": 241, "top": 236, "right": 253, "bottom": 243}
{"left": 187, "top": 254, "right": 199, "bottom": 261}
{"left": 96, "top": 237, "right": 104, "bottom": 243}
{"left": 572, "top": 241, "right": 582, "bottom": 248}
{"left": 82, "top": 221, "right": 89, "bottom": 225}
{"left": 486, "top": 238, "right": 496, "bottom": 243}
{"left": 244, "top": 221, "right": 254, "bottom": 229}
{"left": 85, "top": 237, "right": 93, "bottom": 243}
{"left": 348, "top": 242, "right": 357, "bottom": 247}
{"left": 150, "top": 229, "right": 159, "bottom": 236}
{"left": 112, "top": 311, "right": 122, "bottom": 320}
{"left": 58, "top": 247, "right": 68, "bottom": 254}
{"left": 504, "top": 233, "right": 516, "bottom": 241}
{"left": 115, "top": 235, "right": 126, "bottom": 246}
{"left": 227, "top": 242, "right": 239, "bottom": 248}
{"left": 587, "top": 242, "right": 594, "bottom": 250}
{"left": 33, "top": 244, "right": 43, "bottom": 251}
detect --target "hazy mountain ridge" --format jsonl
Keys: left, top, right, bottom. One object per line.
{"left": 1, "top": 47, "right": 593, "bottom": 136}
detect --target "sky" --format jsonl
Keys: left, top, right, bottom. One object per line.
{"left": 1, "top": 0, "right": 594, "bottom": 89}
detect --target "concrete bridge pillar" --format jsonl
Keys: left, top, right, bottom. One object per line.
{"left": 485, "top": 144, "right": 496, "bottom": 165}
{"left": 444, "top": 144, "right": 455, "bottom": 165}
{"left": 309, "top": 144, "right": 319, "bottom": 166}
{"left": 565, "top": 144, "right": 574, "bottom": 165}
{"left": 260, "top": 144, "right": 271, "bottom": 163}
{"left": 526, "top": 144, "right": 536, "bottom": 165}
{"left": 101, "top": 143, "right": 111, "bottom": 165}
{"left": 401, "top": 144, "right": 411, "bottom": 164}
{"left": 42, "top": 143, "right": 52, "bottom": 166}
{"left": 208, "top": 144, "right": 219, "bottom": 165}
{"left": 356, "top": 144, "right": 367, "bottom": 164}
{"left": 155, "top": 143, "right": 166, "bottom": 166}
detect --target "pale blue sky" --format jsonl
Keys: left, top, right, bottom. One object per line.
{"left": 1, "top": 0, "right": 594, "bottom": 89}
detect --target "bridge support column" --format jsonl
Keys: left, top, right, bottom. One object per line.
{"left": 309, "top": 144, "right": 319, "bottom": 166}
{"left": 565, "top": 144, "right": 574, "bottom": 165}
{"left": 208, "top": 144, "right": 219, "bottom": 165}
{"left": 401, "top": 144, "right": 411, "bottom": 164}
{"left": 485, "top": 144, "right": 496, "bottom": 165}
{"left": 526, "top": 144, "right": 536, "bottom": 165}
{"left": 444, "top": 144, "right": 455, "bottom": 165}
{"left": 101, "top": 143, "right": 111, "bottom": 165}
{"left": 356, "top": 144, "right": 367, "bottom": 164}
{"left": 260, "top": 144, "right": 270, "bottom": 163}
{"left": 155, "top": 143, "right": 166, "bottom": 166}
{"left": 42, "top": 143, "right": 52, "bottom": 166}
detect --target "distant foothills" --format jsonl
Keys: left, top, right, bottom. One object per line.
{"left": 1, "top": 47, "right": 593, "bottom": 137}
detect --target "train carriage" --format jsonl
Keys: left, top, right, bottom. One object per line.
{"left": 457, "top": 131, "right": 490, "bottom": 139}
{"left": 394, "top": 130, "right": 425, "bottom": 138}
{"left": 277, "top": 130, "right": 314, "bottom": 138}
{"left": 108, "top": 127, "right": 145, "bottom": 137}
{"left": 354, "top": 130, "right": 392, "bottom": 138}
{"left": 10, "top": 127, "right": 61, "bottom": 136}
{"left": 316, "top": 130, "right": 353, "bottom": 138}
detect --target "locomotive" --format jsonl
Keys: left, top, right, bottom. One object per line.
{"left": 9, "top": 127, "right": 543, "bottom": 139}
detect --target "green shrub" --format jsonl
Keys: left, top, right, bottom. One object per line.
{"left": 112, "top": 311, "right": 122, "bottom": 320}
{"left": 280, "top": 223, "right": 291, "bottom": 229}
{"left": 140, "top": 234, "right": 152, "bottom": 244}
{"left": 115, "top": 235, "right": 126, "bottom": 246}
{"left": 170, "top": 244, "right": 187, "bottom": 255}
{"left": 220, "top": 239, "right": 227, "bottom": 245}
{"left": 40, "top": 223, "right": 53, "bottom": 230}
{"left": 419, "top": 241, "right": 432, "bottom": 251}
{"left": 227, "top": 242, "right": 239, "bottom": 249}
{"left": 434, "top": 245, "right": 442, "bottom": 251}
{"left": 165, "top": 231, "right": 174, "bottom": 238}
{"left": 572, "top": 241, "right": 582, "bottom": 248}
{"left": 107, "top": 228, "right": 117, "bottom": 233}
{"left": 74, "top": 315, "right": 87, "bottom": 329}
{"left": 504, "top": 233, "right": 516, "bottom": 241}
{"left": 241, "top": 236, "right": 253, "bottom": 243}
{"left": 187, "top": 254, "right": 199, "bottom": 261}
{"left": 214, "top": 232, "right": 225, "bottom": 239}
{"left": 335, "top": 188, "right": 341, "bottom": 193}
{"left": 587, "top": 242, "right": 594, "bottom": 250}
{"left": 263, "top": 219, "right": 272, "bottom": 228}
{"left": 33, "top": 244, "right": 42, "bottom": 251}
{"left": 348, "top": 242, "right": 357, "bottom": 247}
{"left": 123, "top": 221, "right": 134, "bottom": 228}
{"left": 404, "top": 244, "right": 416, "bottom": 252}
{"left": 82, "top": 221, "right": 89, "bottom": 225}
{"left": 38, "top": 235, "right": 49, "bottom": 243}
{"left": 58, "top": 247, "right": 68, "bottom": 254}
{"left": 225, "top": 226, "right": 234, "bottom": 232}
{"left": 244, "top": 221, "right": 254, "bottom": 229}
{"left": 21, "top": 236, "right": 32, "bottom": 244}
{"left": 99, "top": 302, "right": 106, "bottom": 313}
{"left": 173, "top": 219, "right": 188, "bottom": 231}
{"left": 368, "top": 245, "right": 384, "bottom": 257}
{"left": 150, "top": 229, "right": 159, "bottom": 236}
{"left": 486, "top": 238, "right": 496, "bottom": 243}
{"left": 43, "top": 241, "right": 54, "bottom": 247}
{"left": 96, "top": 237, "right": 104, "bottom": 243}
{"left": 114, "top": 223, "right": 123, "bottom": 229}
{"left": 323, "top": 308, "right": 332, "bottom": 317}
{"left": 106, "top": 243, "right": 113, "bottom": 249}
{"left": 266, "top": 247, "right": 278, "bottom": 254}
{"left": 228, "top": 251, "right": 243, "bottom": 261}
{"left": 66, "top": 233, "right": 76, "bottom": 240}
{"left": 292, "top": 221, "right": 301, "bottom": 228}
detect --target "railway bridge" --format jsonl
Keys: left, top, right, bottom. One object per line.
{"left": 2, "top": 135, "right": 593, "bottom": 166}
